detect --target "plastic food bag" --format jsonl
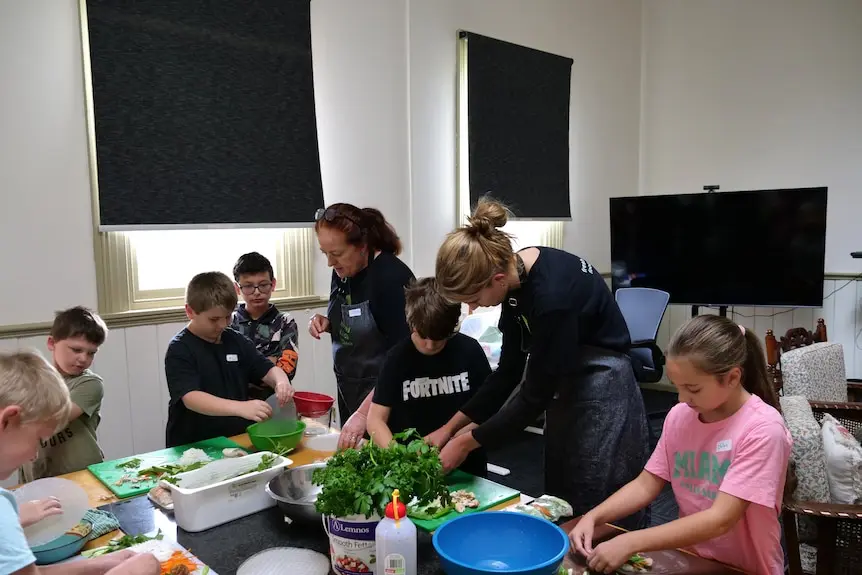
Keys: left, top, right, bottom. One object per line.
{"left": 172, "top": 452, "right": 282, "bottom": 489}
{"left": 503, "top": 495, "right": 573, "bottom": 522}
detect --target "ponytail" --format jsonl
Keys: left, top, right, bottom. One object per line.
{"left": 741, "top": 328, "right": 781, "bottom": 413}
{"left": 361, "top": 208, "right": 402, "bottom": 255}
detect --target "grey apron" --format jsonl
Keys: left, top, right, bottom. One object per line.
{"left": 328, "top": 257, "right": 388, "bottom": 426}
{"left": 544, "top": 345, "right": 651, "bottom": 530}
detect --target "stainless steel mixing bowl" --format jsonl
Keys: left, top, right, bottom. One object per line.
{"left": 265, "top": 463, "right": 325, "bottom": 525}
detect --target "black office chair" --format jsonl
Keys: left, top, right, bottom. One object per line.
{"left": 615, "top": 287, "right": 670, "bottom": 383}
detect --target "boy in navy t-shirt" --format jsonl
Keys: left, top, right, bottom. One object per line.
{"left": 367, "top": 278, "right": 492, "bottom": 477}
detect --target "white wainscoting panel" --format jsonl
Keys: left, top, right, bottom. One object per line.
{"left": 1, "top": 306, "right": 336, "bottom": 473}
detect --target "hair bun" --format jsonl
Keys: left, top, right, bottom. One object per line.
{"left": 467, "top": 197, "right": 509, "bottom": 236}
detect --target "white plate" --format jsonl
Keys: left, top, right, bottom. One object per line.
{"left": 238, "top": 547, "right": 328, "bottom": 575}
{"left": 14, "top": 477, "right": 89, "bottom": 547}
{"left": 303, "top": 433, "right": 338, "bottom": 452}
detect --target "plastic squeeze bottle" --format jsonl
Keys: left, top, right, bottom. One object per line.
{"left": 374, "top": 489, "right": 417, "bottom": 575}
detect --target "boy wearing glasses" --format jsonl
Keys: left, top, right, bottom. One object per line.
{"left": 366, "top": 278, "right": 492, "bottom": 477}
{"left": 231, "top": 252, "right": 300, "bottom": 400}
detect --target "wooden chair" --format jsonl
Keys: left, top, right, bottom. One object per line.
{"left": 783, "top": 400, "right": 862, "bottom": 575}
{"left": 765, "top": 319, "right": 862, "bottom": 401}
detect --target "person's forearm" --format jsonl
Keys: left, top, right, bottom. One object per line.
{"left": 614, "top": 507, "right": 734, "bottom": 555}
{"left": 41, "top": 557, "right": 114, "bottom": 575}
{"left": 587, "top": 471, "right": 664, "bottom": 526}
{"left": 182, "top": 391, "right": 242, "bottom": 417}
{"left": 453, "top": 422, "right": 478, "bottom": 438}
{"left": 442, "top": 411, "right": 474, "bottom": 436}
{"left": 367, "top": 418, "right": 393, "bottom": 447}
{"left": 262, "top": 366, "right": 290, "bottom": 390}
{"left": 355, "top": 392, "right": 374, "bottom": 417}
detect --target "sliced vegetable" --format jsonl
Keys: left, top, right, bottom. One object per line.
{"left": 116, "top": 458, "right": 142, "bottom": 470}
{"left": 81, "top": 530, "right": 164, "bottom": 558}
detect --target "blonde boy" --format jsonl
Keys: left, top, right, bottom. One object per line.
{"left": 164, "top": 272, "right": 295, "bottom": 447}
{"left": 0, "top": 351, "right": 158, "bottom": 574}
{"left": 22, "top": 307, "right": 107, "bottom": 481}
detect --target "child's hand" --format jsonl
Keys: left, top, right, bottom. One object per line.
{"left": 275, "top": 381, "right": 294, "bottom": 406}
{"left": 238, "top": 399, "right": 273, "bottom": 422}
{"left": 568, "top": 514, "right": 595, "bottom": 557}
{"left": 587, "top": 534, "right": 635, "bottom": 574}
{"left": 19, "top": 497, "right": 62, "bottom": 528}
{"left": 308, "top": 314, "right": 330, "bottom": 339}
{"left": 424, "top": 426, "right": 452, "bottom": 449}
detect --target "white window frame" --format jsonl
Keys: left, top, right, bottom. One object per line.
{"left": 92, "top": 229, "right": 317, "bottom": 315}
{"left": 455, "top": 32, "right": 565, "bottom": 250}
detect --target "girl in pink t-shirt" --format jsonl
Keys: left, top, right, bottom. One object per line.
{"left": 569, "top": 315, "right": 792, "bottom": 575}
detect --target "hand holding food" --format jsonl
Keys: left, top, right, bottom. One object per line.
{"left": 275, "top": 380, "right": 294, "bottom": 406}
{"left": 237, "top": 399, "right": 273, "bottom": 422}
{"left": 308, "top": 314, "right": 330, "bottom": 339}
{"left": 18, "top": 497, "right": 62, "bottom": 528}
{"left": 587, "top": 535, "right": 648, "bottom": 574}
{"left": 423, "top": 426, "right": 452, "bottom": 449}
{"left": 338, "top": 411, "right": 368, "bottom": 450}
{"left": 568, "top": 513, "right": 596, "bottom": 557}
{"left": 438, "top": 434, "right": 471, "bottom": 473}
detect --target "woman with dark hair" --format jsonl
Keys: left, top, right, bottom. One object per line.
{"left": 309, "top": 203, "right": 415, "bottom": 450}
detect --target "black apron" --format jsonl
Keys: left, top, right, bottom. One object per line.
{"left": 508, "top": 293, "right": 650, "bottom": 530}
{"left": 327, "top": 255, "right": 389, "bottom": 426}
{"left": 544, "top": 345, "right": 651, "bottom": 530}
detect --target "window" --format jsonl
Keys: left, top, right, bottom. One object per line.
{"left": 95, "top": 229, "right": 316, "bottom": 314}
{"left": 456, "top": 32, "right": 565, "bottom": 251}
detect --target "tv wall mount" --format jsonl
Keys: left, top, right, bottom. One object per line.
{"left": 692, "top": 185, "right": 726, "bottom": 316}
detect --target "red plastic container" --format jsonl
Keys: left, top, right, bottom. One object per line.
{"left": 293, "top": 391, "right": 335, "bottom": 418}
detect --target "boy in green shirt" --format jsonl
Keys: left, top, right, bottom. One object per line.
{"left": 22, "top": 306, "right": 108, "bottom": 480}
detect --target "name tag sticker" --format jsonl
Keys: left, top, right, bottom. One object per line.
{"left": 348, "top": 308, "right": 362, "bottom": 318}
{"left": 716, "top": 439, "right": 732, "bottom": 453}
{"left": 226, "top": 354, "right": 239, "bottom": 362}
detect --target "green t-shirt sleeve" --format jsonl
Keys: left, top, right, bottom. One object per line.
{"left": 69, "top": 375, "right": 104, "bottom": 418}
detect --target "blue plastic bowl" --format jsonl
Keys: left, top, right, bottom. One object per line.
{"left": 433, "top": 512, "right": 569, "bottom": 575}
{"left": 31, "top": 522, "right": 91, "bottom": 565}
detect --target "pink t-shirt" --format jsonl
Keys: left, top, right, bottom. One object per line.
{"left": 645, "top": 395, "right": 792, "bottom": 575}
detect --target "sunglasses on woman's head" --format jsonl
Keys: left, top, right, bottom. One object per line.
{"left": 314, "top": 207, "right": 361, "bottom": 227}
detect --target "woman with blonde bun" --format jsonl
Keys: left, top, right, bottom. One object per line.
{"left": 429, "top": 198, "right": 650, "bottom": 529}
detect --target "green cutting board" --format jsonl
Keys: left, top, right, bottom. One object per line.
{"left": 87, "top": 436, "right": 244, "bottom": 499}
{"left": 410, "top": 470, "right": 520, "bottom": 532}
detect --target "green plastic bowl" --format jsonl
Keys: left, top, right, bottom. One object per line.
{"left": 247, "top": 419, "right": 306, "bottom": 453}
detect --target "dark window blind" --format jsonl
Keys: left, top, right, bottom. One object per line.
{"left": 465, "top": 32, "right": 573, "bottom": 219}
{"left": 86, "top": 0, "right": 323, "bottom": 228}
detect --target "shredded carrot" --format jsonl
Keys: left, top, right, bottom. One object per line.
{"left": 160, "top": 550, "right": 198, "bottom": 574}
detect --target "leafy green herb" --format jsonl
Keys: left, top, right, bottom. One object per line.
{"left": 138, "top": 461, "right": 208, "bottom": 479}
{"left": 81, "top": 530, "right": 164, "bottom": 558}
{"left": 255, "top": 453, "right": 277, "bottom": 472}
{"left": 116, "top": 458, "right": 142, "bottom": 470}
{"left": 312, "top": 428, "right": 449, "bottom": 518}
{"left": 162, "top": 476, "right": 179, "bottom": 485}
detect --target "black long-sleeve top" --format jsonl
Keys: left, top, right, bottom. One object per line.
{"left": 460, "top": 247, "right": 632, "bottom": 447}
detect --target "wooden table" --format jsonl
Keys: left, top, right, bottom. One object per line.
{"left": 558, "top": 518, "right": 741, "bottom": 575}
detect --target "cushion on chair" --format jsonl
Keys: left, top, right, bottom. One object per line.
{"left": 781, "top": 342, "right": 848, "bottom": 402}
{"left": 780, "top": 395, "right": 831, "bottom": 543}
{"left": 820, "top": 413, "right": 862, "bottom": 504}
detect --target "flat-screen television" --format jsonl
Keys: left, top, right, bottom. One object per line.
{"left": 610, "top": 187, "right": 827, "bottom": 307}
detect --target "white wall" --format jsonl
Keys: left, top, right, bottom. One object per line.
{"left": 640, "top": 0, "right": 862, "bottom": 273}
{"left": 407, "top": 0, "right": 643, "bottom": 276}
{"left": 0, "top": 0, "right": 98, "bottom": 326}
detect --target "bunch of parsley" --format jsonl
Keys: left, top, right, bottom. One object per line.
{"left": 312, "top": 429, "right": 450, "bottom": 518}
